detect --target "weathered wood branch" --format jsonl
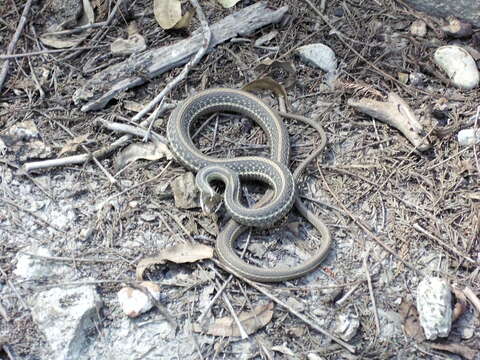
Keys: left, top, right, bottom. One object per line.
{"left": 348, "top": 92, "right": 431, "bottom": 151}
{"left": 74, "top": 2, "right": 288, "bottom": 112}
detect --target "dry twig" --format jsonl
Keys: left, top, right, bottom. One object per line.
{"left": 0, "top": 0, "right": 34, "bottom": 92}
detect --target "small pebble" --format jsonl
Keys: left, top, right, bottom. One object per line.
{"left": 117, "top": 281, "right": 161, "bottom": 318}
{"left": 410, "top": 19, "right": 427, "bottom": 37}
{"left": 434, "top": 45, "right": 479, "bottom": 89}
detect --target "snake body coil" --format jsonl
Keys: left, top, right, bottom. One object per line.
{"left": 167, "top": 88, "right": 296, "bottom": 227}
{"left": 168, "top": 89, "right": 331, "bottom": 282}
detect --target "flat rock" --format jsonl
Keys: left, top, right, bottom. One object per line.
{"left": 31, "top": 285, "right": 102, "bottom": 360}
{"left": 434, "top": 45, "right": 479, "bottom": 89}
{"left": 296, "top": 43, "right": 337, "bottom": 73}
{"left": 416, "top": 277, "right": 452, "bottom": 340}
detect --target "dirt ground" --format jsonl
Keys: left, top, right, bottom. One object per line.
{"left": 1, "top": 0, "right": 479, "bottom": 359}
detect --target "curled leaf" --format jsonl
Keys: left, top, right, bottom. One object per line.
{"left": 114, "top": 142, "right": 172, "bottom": 170}
{"left": 242, "top": 77, "right": 289, "bottom": 109}
{"left": 136, "top": 243, "right": 214, "bottom": 280}
{"left": 194, "top": 302, "right": 274, "bottom": 336}
{"left": 40, "top": 0, "right": 95, "bottom": 48}
{"left": 154, "top": 0, "right": 182, "bottom": 30}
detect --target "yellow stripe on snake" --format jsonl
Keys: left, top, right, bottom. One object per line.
{"left": 167, "top": 88, "right": 331, "bottom": 282}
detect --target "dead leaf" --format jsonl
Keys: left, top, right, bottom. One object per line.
{"left": 429, "top": 342, "right": 477, "bottom": 360}
{"left": 242, "top": 77, "right": 290, "bottom": 109}
{"left": 398, "top": 298, "right": 425, "bottom": 342}
{"left": 40, "top": 0, "right": 95, "bottom": 48}
{"left": 154, "top": 0, "right": 182, "bottom": 30}
{"left": 194, "top": 302, "right": 274, "bottom": 336}
{"left": 173, "top": 10, "right": 193, "bottom": 29}
{"left": 271, "top": 344, "right": 296, "bottom": 357}
{"left": 216, "top": 0, "right": 241, "bottom": 8}
{"left": 136, "top": 243, "right": 213, "bottom": 280}
{"left": 114, "top": 142, "right": 172, "bottom": 170}
{"left": 58, "top": 134, "right": 89, "bottom": 156}
{"left": 256, "top": 58, "right": 297, "bottom": 88}
{"left": 171, "top": 172, "right": 200, "bottom": 209}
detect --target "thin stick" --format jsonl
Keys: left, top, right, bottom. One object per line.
{"left": 133, "top": 0, "right": 211, "bottom": 134}
{"left": 128, "top": 282, "right": 177, "bottom": 329}
{"left": 0, "top": 46, "right": 108, "bottom": 60}
{"left": 212, "top": 260, "right": 356, "bottom": 354}
{"left": 54, "top": 120, "right": 118, "bottom": 185}
{"left": 0, "top": 0, "right": 34, "bottom": 92}
{"left": 23, "top": 105, "right": 173, "bottom": 172}
{"left": 363, "top": 252, "right": 380, "bottom": 336}
{"left": 463, "top": 287, "right": 480, "bottom": 313}
{"left": 318, "top": 168, "right": 420, "bottom": 273}
{"left": 413, "top": 223, "right": 477, "bottom": 264}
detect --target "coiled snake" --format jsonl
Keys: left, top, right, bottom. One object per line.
{"left": 167, "top": 88, "right": 331, "bottom": 282}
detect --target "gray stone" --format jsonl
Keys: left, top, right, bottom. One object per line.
{"left": 296, "top": 43, "right": 337, "bottom": 73}
{"left": 334, "top": 312, "right": 359, "bottom": 341}
{"left": 31, "top": 285, "right": 102, "bottom": 360}
{"left": 403, "top": 0, "right": 480, "bottom": 27}
{"left": 434, "top": 45, "right": 479, "bottom": 89}
{"left": 416, "top": 277, "right": 452, "bottom": 340}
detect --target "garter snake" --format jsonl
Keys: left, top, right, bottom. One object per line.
{"left": 167, "top": 88, "right": 295, "bottom": 227}
{"left": 167, "top": 89, "right": 331, "bottom": 282}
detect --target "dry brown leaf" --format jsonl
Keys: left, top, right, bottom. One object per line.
{"left": 136, "top": 243, "right": 213, "bottom": 280}
{"left": 429, "top": 342, "right": 477, "bottom": 360}
{"left": 58, "top": 134, "right": 89, "bottom": 156}
{"left": 154, "top": 0, "right": 182, "bottom": 30}
{"left": 173, "top": 10, "right": 193, "bottom": 29}
{"left": 114, "top": 142, "right": 172, "bottom": 170}
{"left": 398, "top": 298, "right": 425, "bottom": 342}
{"left": 256, "top": 58, "right": 297, "bottom": 88}
{"left": 194, "top": 302, "right": 274, "bottom": 336}
{"left": 40, "top": 0, "right": 95, "bottom": 48}
{"left": 217, "top": 0, "right": 241, "bottom": 8}
{"left": 242, "top": 77, "right": 289, "bottom": 109}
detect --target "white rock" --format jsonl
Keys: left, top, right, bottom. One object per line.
{"left": 334, "top": 312, "right": 359, "bottom": 341}
{"left": 458, "top": 128, "right": 480, "bottom": 146}
{"left": 434, "top": 46, "right": 479, "bottom": 89}
{"left": 410, "top": 19, "right": 427, "bottom": 37}
{"left": 14, "top": 244, "right": 71, "bottom": 280}
{"left": 31, "top": 285, "right": 102, "bottom": 360}
{"left": 117, "top": 281, "right": 161, "bottom": 318}
{"left": 296, "top": 43, "right": 337, "bottom": 73}
{"left": 416, "top": 277, "right": 452, "bottom": 340}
